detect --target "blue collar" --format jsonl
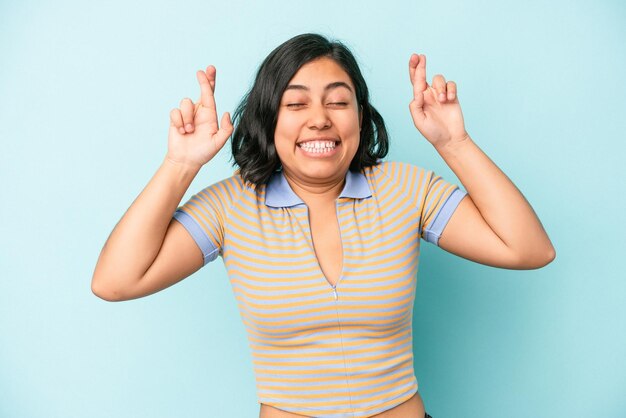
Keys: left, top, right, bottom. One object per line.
{"left": 264, "top": 170, "right": 372, "bottom": 208}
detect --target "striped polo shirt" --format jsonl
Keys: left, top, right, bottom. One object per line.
{"left": 173, "top": 161, "right": 467, "bottom": 418}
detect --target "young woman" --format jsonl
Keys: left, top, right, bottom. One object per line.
{"left": 92, "top": 33, "right": 555, "bottom": 418}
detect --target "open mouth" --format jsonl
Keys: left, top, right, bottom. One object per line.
{"left": 297, "top": 140, "right": 339, "bottom": 153}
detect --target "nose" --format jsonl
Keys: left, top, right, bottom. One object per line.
{"left": 307, "top": 103, "right": 331, "bottom": 130}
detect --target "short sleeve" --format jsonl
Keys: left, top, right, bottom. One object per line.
{"left": 419, "top": 171, "right": 468, "bottom": 246}
{"left": 172, "top": 176, "right": 240, "bottom": 266}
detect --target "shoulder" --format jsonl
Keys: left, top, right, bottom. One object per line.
{"left": 186, "top": 172, "right": 247, "bottom": 210}
{"left": 203, "top": 172, "right": 245, "bottom": 194}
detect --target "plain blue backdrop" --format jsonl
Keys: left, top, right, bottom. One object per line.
{"left": 1, "top": 0, "right": 624, "bottom": 417}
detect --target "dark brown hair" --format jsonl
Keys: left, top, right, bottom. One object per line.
{"left": 231, "top": 33, "right": 389, "bottom": 186}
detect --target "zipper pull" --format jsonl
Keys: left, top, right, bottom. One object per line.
{"left": 332, "top": 287, "right": 338, "bottom": 301}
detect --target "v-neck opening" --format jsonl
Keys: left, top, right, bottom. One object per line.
{"left": 303, "top": 203, "right": 345, "bottom": 291}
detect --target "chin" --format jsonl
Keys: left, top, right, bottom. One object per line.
{"left": 302, "top": 168, "right": 341, "bottom": 180}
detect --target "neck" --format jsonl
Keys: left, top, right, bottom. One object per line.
{"left": 282, "top": 170, "right": 346, "bottom": 206}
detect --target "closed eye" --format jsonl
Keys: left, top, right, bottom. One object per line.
{"left": 328, "top": 102, "right": 348, "bottom": 107}
{"left": 286, "top": 103, "right": 305, "bottom": 108}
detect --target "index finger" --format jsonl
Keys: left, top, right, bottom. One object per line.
{"left": 195, "top": 66, "right": 219, "bottom": 130}
{"left": 196, "top": 66, "right": 217, "bottom": 109}
{"left": 408, "top": 53, "right": 428, "bottom": 94}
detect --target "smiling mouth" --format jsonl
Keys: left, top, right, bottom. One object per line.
{"left": 297, "top": 140, "right": 339, "bottom": 153}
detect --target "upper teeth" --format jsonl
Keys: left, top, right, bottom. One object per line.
{"left": 299, "top": 141, "right": 336, "bottom": 152}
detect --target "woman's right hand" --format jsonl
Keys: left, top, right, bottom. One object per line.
{"left": 166, "top": 66, "right": 233, "bottom": 170}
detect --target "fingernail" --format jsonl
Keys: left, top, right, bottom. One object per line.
{"left": 439, "top": 93, "right": 446, "bottom": 102}
{"left": 185, "top": 124, "right": 193, "bottom": 132}
{"left": 178, "top": 127, "right": 186, "bottom": 134}
{"left": 448, "top": 92, "right": 455, "bottom": 100}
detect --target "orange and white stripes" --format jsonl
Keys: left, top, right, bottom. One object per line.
{"left": 173, "top": 161, "right": 466, "bottom": 417}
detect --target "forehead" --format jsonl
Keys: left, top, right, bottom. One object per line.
{"left": 286, "top": 57, "right": 354, "bottom": 90}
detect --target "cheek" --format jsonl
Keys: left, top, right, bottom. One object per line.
{"left": 275, "top": 115, "right": 301, "bottom": 143}
{"left": 273, "top": 120, "right": 296, "bottom": 161}
{"left": 342, "top": 115, "right": 362, "bottom": 157}
{"left": 274, "top": 140, "right": 291, "bottom": 163}
{"left": 339, "top": 114, "right": 362, "bottom": 140}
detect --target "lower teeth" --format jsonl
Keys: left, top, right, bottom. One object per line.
{"left": 301, "top": 145, "right": 335, "bottom": 152}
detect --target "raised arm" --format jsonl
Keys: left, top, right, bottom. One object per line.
{"left": 408, "top": 54, "right": 555, "bottom": 269}
{"left": 91, "top": 66, "right": 233, "bottom": 301}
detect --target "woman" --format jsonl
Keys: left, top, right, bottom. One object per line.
{"left": 92, "top": 33, "right": 555, "bottom": 418}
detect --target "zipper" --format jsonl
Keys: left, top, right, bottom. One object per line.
{"left": 302, "top": 204, "right": 344, "bottom": 302}
{"left": 331, "top": 200, "right": 344, "bottom": 302}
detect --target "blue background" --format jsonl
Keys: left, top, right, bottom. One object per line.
{"left": 1, "top": 0, "right": 624, "bottom": 417}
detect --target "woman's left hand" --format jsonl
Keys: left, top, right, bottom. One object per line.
{"left": 408, "top": 53, "right": 469, "bottom": 149}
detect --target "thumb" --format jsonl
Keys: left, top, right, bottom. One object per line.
{"left": 409, "top": 98, "right": 426, "bottom": 127}
{"left": 212, "top": 112, "right": 234, "bottom": 150}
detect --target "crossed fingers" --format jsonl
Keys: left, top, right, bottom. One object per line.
{"left": 408, "top": 53, "right": 456, "bottom": 103}
{"left": 170, "top": 65, "right": 219, "bottom": 134}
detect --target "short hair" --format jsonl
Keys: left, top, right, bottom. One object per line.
{"left": 231, "top": 33, "right": 389, "bottom": 187}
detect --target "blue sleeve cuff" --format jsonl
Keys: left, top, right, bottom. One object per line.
{"left": 423, "top": 188, "right": 467, "bottom": 246}
{"left": 172, "top": 210, "right": 220, "bottom": 265}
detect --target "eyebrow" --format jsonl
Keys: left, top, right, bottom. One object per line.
{"left": 284, "top": 81, "right": 353, "bottom": 93}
